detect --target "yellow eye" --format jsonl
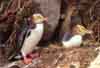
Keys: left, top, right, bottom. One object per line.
{"left": 79, "top": 26, "right": 86, "bottom": 32}
{"left": 37, "top": 16, "right": 42, "bottom": 19}
{"left": 76, "top": 25, "right": 87, "bottom": 33}
{"left": 34, "top": 16, "right": 44, "bottom": 20}
{"left": 32, "top": 13, "right": 45, "bottom": 23}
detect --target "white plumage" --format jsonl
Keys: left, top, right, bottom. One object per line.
{"left": 62, "top": 35, "right": 82, "bottom": 48}
{"left": 21, "top": 13, "right": 47, "bottom": 58}
{"left": 19, "top": 14, "right": 47, "bottom": 63}
{"left": 21, "top": 23, "right": 44, "bottom": 56}
{"left": 62, "top": 24, "right": 92, "bottom": 48}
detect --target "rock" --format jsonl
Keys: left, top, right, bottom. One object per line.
{"left": 33, "top": 0, "right": 61, "bottom": 40}
{"left": 9, "top": 65, "right": 20, "bottom": 68}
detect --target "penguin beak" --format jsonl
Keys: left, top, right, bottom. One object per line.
{"left": 44, "top": 17, "right": 48, "bottom": 22}
{"left": 80, "top": 29, "right": 93, "bottom": 35}
{"left": 77, "top": 25, "right": 93, "bottom": 35}
{"left": 85, "top": 30, "right": 93, "bottom": 34}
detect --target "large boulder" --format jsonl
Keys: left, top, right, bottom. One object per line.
{"left": 33, "top": 0, "right": 61, "bottom": 40}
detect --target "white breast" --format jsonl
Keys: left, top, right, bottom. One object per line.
{"left": 21, "top": 24, "right": 44, "bottom": 56}
{"left": 62, "top": 35, "right": 82, "bottom": 48}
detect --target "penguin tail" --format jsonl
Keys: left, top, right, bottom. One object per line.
{"left": 8, "top": 52, "right": 22, "bottom": 61}
{"left": 14, "top": 54, "right": 22, "bottom": 60}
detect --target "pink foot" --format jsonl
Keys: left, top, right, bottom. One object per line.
{"left": 22, "top": 53, "right": 40, "bottom": 64}
{"left": 28, "top": 52, "right": 40, "bottom": 59}
{"left": 22, "top": 57, "right": 32, "bottom": 64}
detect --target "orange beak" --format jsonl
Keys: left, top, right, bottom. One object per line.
{"left": 44, "top": 17, "right": 48, "bottom": 22}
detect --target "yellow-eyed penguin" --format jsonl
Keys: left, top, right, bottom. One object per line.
{"left": 62, "top": 24, "right": 93, "bottom": 48}
{"left": 20, "top": 13, "right": 47, "bottom": 64}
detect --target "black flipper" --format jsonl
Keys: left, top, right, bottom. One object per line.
{"left": 8, "top": 19, "right": 29, "bottom": 61}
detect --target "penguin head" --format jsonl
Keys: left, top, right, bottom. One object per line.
{"left": 32, "top": 13, "right": 47, "bottom": 24}
{"left": 72, "top": 24, "right": 93, "bottom": 36}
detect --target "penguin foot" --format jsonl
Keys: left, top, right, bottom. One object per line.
{"left": 22, "top": 57, "right": 32, "bottom": 64}
{"left": 22, "top": 53, "right": 39, "bottom": 64}
{"left": 28, "top": 52, "right": 39, "bottom": 59}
